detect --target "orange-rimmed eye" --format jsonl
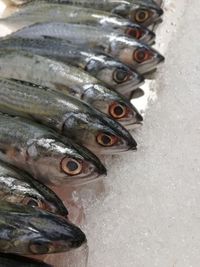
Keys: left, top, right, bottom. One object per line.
{"left": 109, "top": 102, "right": 128, "bottom": 119}
{"left": 96, "top": 133, "right": 118, "bottom": 147}
{"left": 133, "top": 48, "right": 153, "bottom": 63}
{"left": 61, "top": 158, "right": 82, "bottom": 176}
{"left": 113, "top": 69, "right": 129, "bottom": 84}
{"left": 135, "top": 9, "right": 150, "bottom": 23}
{"left": 125, "top": 28, "right": 143, "bottom": 40}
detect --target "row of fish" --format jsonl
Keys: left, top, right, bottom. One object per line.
{"left": 0, "top": 0, "right": 164, "bottom": 266}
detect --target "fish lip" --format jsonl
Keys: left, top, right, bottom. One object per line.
{"left": 96, "top": 163, "right": 107, "bottom": 176}
{"left": 157, "top": 53, "right": 165, "bottom": 64}
{"left": 69, "top": 230, "right": 87, "bottom": 249}
{"left": 157, "top": 7, "right": 164, "bottom": 17}
{"left": 127, "top": 137, "right": 137, "bottom": 151}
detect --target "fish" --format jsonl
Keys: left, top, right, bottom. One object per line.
{"left": 0, "top": 161, "right": 69, "bottom": 216}
{"left": 0, "top": 2, "right": 155, "bottom": 44}
{"left": 1, "top": 0, "right": 163, "bottom": 26}
{"left": 0, "top": 113, "right": 107, "bottom": 185}
{"left": 10, "top": 23, "right": 165, "bottom": 74}
{"left": 0, "top": 253, "right": 52, "bottom": 267}
{"left": 0, "top": 50, "right": 143, "bottom": 126}
{"left": 0, "top": 37, "right": 144, "bottom": 94}
{"left": 0, "top": 201, "right": 86, "bottom": 255}
{"left": 0, "top": 82, "right": 137, "bottom": 154}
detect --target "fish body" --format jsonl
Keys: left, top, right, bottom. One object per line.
{"left": 0, "top": 50, "right": 143, "bottom": 126}
{"left": 1, "top": 0, "right": 163, "bottom": 26}
{"left": 0, "top": 201, "right": 86, "bottom": 255}
{"left": 0, "top": 83, "right": 137, "bottom": 154}
{"left": 41, "top": 0, "right": 164, "bottom": 26}
{"left": 1, "top": 2, "right": 155, "bottom": 44}
{"left": 0, "top": 254, "right": 52, "bottom": 267}
{"left": 0, "top": 113, "right": 107, "bottom": 185}
{"left": 0, "top": 38, "right": 144, "bottom": 93}
{"left": 0, "top": 161, "right": 68, "bottom": 216}
{"left": 10, "top": 23, "right": 164, "bottom": 74}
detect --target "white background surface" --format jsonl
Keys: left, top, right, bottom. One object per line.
{"left": 1, "top": 0, "right": 200, "bottom": 266}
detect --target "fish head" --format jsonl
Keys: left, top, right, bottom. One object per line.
{"left": 27, "top": 215, "right": 87, "bottom": 254}
{"left": 63, "top": 109, "right": 137, "bottom": 154}
{"left": 85, "top": 54, "right": 144, "bottom": 91}
{"left": 0, "top": 202, "right": 86, "bottom": 255}
{"left": 26, "top": 137, "right": 106, "bottom": 185}
{"left": 111, "top": 37, "right": 165, "bottom": 74}
{"left": 82, "top": 84, "right": 143, "bottom": 126}
{"left": 129, "top": 1, "right": 163, "bottom": 26}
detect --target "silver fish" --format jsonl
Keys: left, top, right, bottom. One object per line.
{"left": 0, "top": 50, "right": 143, "bottom": 126}
{"left": 1, "top": 0, "right": 163, "bottom": 26}
{"left": 10, "top": 23, "right": 164, "bottom": 74}
{"left": 0, "top": 254, "right": 52, "bottom": 267}
{"left": 42, "top": 0, "right": 164, "bottom": 26}
{"left": 0, "top": 2, "right": 155, "bottom": 44}
{"left": 0, "top": 38, "right": 144, "bottom": 94}
{"left": 0, "top": 113, "right": 107, "bottom": 185}
{"left": 0, "top": 161, "right": 69, "bottom": 216}
{"left": 0, "top": 80, "right": 137, "bottom": 154}
{"left": 0, "top": 201, "right": 86, "bottom": 255}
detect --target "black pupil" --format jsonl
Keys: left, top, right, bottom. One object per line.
{"left": 114, "top": 105, "right": 124, "bottom": 116}
{"left": 116, "top": 70, "right": 127, "bottom": 82}
{"left": 137, "top": 50, "right": 145, "bottom": 61}
{"left": 32, "top": 242, "right": 49, "bottom": 254}
{"left": 131, "top": 29, "right": 138, "bottom": 38}
{"left": 138, "top": 10, "right": 147, "bottom": 20}
{"left": 102, "top": 135, "right": 111, "bottom": 145}
{"left": 27, "top": 199, "right": 39, "bottom": 207}
{"left": 67, "top": 160, "right": 78, "bottom": 172}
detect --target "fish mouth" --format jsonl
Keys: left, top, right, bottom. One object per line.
{"left": 119, "top": 111, "right": 143, "bottom": 127}
{"left": 140, "top": 29, "right": 156, "bottom": 45}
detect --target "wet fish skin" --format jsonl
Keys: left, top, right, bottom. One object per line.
{"left": 10, "top": 23, "right": 164, "bottom": 74}
{"left": 32, "top": 0, "right": 164, "bottom": 26}
{"left": 0, "top": 2, "right": 155, "bottom": 44}
{"left": 0, "top": 81, "right": 137, "bottom": 154}
{"left": 0, "top": 161, "right": 69, "bottom": 216}
{"left": 0, "top": 254, "right": 52, "bottom": 267}
{"left": 0, "top": 201, "right": 86, "bottom": 255}
{"left": 0, "top": 113, "right": 107, "bottom": 185}
{"left": 0, "top": 50, "right": 142, "bottom": 126}
{"left": 0, "top": 38, "right": 144, "bottom": 93}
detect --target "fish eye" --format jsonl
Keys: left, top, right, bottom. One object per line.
{"left": 61, "top": 157, "right": 82, "bottom": 176}
{"left": 133, "top": 48, "right": 153, "bottom": 63}
{"left": 29, "top": 241, "right": 54, "bottom": 254}
{"left": 22, "top": 197, "right": 41, "bottom": 208}
{"left": 109, "top": 102, "right": 128, "bottom": 119}
{"left": 113, "top": 69, "right": 129, "bottom": 84}
{"left": 125, "top": 28, "right": 143, "bottom": 40}
{"left": 96, "top": 133, "right": 118, "bottom": 147}
{"left": 135, "top": 9, "right": 150, "bottom": 23}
